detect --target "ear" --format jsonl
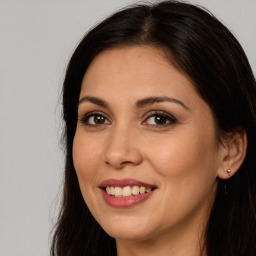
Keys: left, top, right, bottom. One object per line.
{"left": 217, "top": 128, "right": 247, "bottom": 180}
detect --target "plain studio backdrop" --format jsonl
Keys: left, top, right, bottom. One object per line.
{"left": 0, "top": 0, "right": 255, "bottom": 255}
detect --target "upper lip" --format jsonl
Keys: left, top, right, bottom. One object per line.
{"left": 99, "top": 178, "right": 157, "bottom": 188}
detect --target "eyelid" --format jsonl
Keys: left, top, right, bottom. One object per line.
{"left": 142, "top": 110, "right": 177, "bottom": 126}
{"left": 78, "top": 111, "right": 111, "bottom": 125}
{"left": 143, "top": 110, "right": 176, "bottom": 120}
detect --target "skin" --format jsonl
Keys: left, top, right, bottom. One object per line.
{"left": 72, "top": 46, "right": 246, "bottom": 256}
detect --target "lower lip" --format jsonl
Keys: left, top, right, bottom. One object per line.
{"left": 101, "top": 189, "right": 154, "bottom": 208}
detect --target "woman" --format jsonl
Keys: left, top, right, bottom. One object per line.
{"left": 51, "top": 1, "right": 256, "bottom": 255}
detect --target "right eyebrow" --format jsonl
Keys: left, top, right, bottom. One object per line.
{"left": 135, "top": 96, "right": 189, "bottom": 110}
{"left": 78, "top": 96, "right": 109, "bottom": 108}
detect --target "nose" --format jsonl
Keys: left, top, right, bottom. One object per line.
{"left": 103, "top": 125, "right": 143, "bottom": 170}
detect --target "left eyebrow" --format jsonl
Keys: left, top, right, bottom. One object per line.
{"left": 135, "top": 96, "right": 189, "bottom": 110}
{"left": 78, "top": 96, "right": 109, "bottom": 108}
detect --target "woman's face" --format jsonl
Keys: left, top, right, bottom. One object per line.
{"left": 73, "top": 46, "right": 225, "bottom": 242}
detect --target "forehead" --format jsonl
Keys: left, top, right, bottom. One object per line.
{"left": 86, "top": 45, "right": 170, "bottom": 72}
{"left": 83, "top": 46, "right": 172, "bottom": 86}
{"left": 80, "top": 46, "right": 201, "bottom": 109}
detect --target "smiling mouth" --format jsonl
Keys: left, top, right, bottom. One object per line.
{"left": 99, "top": 178, "right": 157, "bottom": 198}
{"left": 104, "top": 186, "right": 156, "bottom": 197}
{"left": 99, "top": 179, "right": 157, "bottom": 207}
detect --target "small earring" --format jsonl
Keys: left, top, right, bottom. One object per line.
{"left": 227, "top": 169, "right": 231, "bottom": 176}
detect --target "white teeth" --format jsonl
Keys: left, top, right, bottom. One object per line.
{"left": 146, "top": 188, "right": 152, "bottom": 193}
{"left": 105, "top": 186, "right": 154, "bottom": 197}
{"left": 110, "top": 186, "right": 115, "bottom": 195}
{"left": 139, "top": 186, "right": 146, "bottom": 194}
{"left": 114, "top": 187, "right": 122, "bottom": 197}
{"left": 132, "top": 186, "right": 140, "bottom": 195}
{"left": 123, "top": 186, "right": 132, "bottom": 197}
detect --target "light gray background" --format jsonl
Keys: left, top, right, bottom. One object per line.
{"left": 0, "top": 0, "right": 255, "bottom": 255}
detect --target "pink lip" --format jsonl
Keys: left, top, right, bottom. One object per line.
{"left": 99, "top": 179, "right": 157, "bottom": 208}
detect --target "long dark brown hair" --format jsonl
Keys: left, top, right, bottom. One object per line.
{"left": 51, "top": 1, "right": 256, "bottom": 255}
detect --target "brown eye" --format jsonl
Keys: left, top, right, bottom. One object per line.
{"left": 80, "top": 113, "right": 111, "bottom": 126}
{"left": 93, "top": 115, "right": 106, "bottom": 124}
{"left": 143, "top": 112, "right": 176, "bottom": 127}
{"left": 154, "top": 115, "right": 168, "bottom": 125}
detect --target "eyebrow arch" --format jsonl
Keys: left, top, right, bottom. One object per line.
{"left": 136, "top": 96, "right": 189, "bottom": 110}
{"left": 78, "top": 96, "right": 109, "bottom": 108}
{"left": 78, "top": 95, "right": 189, "bottom": 110}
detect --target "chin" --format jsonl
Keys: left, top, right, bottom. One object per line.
{"left": 99, "top": 215, "right": 154, "bottom": 241}
{"left": 106, "top": 228, "right": 149, "bottom": 241}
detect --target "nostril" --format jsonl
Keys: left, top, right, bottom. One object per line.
{"left": 103, "top": 146, "right": 143, "bottom": 169}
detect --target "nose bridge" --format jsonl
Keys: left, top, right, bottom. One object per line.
{"left": 103, "top": 121, "right": 142, "bottom": 169}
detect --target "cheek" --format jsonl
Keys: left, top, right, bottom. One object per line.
{"left": 73, "top": 132, "right": 100, "bottom": 175}
{"left": 143, "top": 130, "right": 219, "bottom": 227}
{"left": 72, "top": 132, "right": 103, "bottom": 201}
{"left": 144, "top": 125, "right": 219, "bottom": 180}
{"left": 72, "top": 132, "right": 104, "bottom": 213}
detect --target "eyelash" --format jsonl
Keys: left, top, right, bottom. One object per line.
{"left": 78, "top": 111, "right": 111, "bottom": 127}
{"left": 143, "top": 111, "right": 177, "bottom": 127}
{"left": 78, "top": 111, "right": 177, "bottom": 128}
